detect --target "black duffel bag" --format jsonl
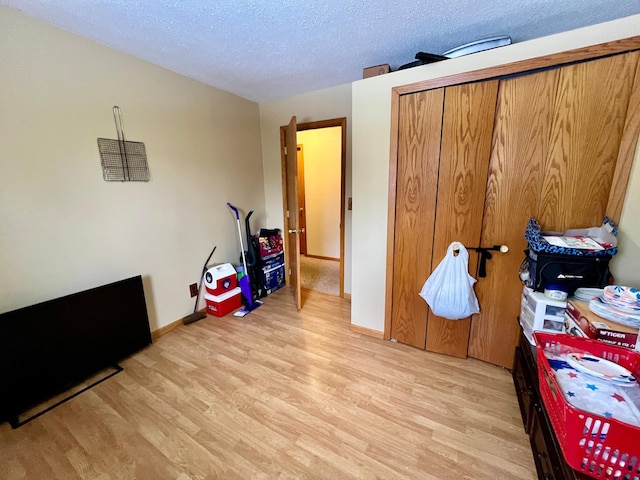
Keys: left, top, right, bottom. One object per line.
{"left": 525, "top": 249, "right": 612, "bottom": 295}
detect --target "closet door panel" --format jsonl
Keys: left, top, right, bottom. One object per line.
{"left": 469, "top": 70, "right": 559, "bottom": 368}
{"left": 539, "top": 52, "right": 640, "bottom": 230}
{"left": 608, "top": 54, "right": 640, "bottom": 222}
{"left": 425, "top": 80, "right": 499, "bottom": 358}
{"left": 390, "top": 89, "right": 444, "bottom": 349}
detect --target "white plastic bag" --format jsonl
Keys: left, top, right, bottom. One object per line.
{"left": 419, "top": 242, "right": 480, "bottom": 320}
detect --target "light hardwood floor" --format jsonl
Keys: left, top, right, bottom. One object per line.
{"left": 0, "top": 288, "right": 536, "bottom": 479}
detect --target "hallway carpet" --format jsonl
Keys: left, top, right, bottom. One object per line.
{"left": 299, "top": 255, "right": 339, "bottom": 296}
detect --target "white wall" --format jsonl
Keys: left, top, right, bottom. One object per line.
{"left": 351, "top": 14, "right": 640, "bottom": 333}
{"left": 298, "top": 127, "right": 342, "bottom": 259}
{"left": 0, "top": 7, "right": 265, "bottom": 331}
{"left": 259, "top": 85, "right": 352, "bottom": 293}
{"left": 611, "top": 136, "right": 640, "bottom": 285}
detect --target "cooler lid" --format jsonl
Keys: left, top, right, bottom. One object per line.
{"left": 204, "top": 263, "right": 237, "bottom": 285}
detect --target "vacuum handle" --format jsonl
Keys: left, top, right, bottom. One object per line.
{"left": 227, "top": 202, "right": 240, "bottom": 220}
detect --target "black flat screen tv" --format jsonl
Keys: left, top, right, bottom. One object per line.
{"left": 0, "top": 275, "right": 152, "bottom": 426}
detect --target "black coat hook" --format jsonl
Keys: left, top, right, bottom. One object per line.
{"left": 451, "top": 244, "right": 509, "bottom": 277}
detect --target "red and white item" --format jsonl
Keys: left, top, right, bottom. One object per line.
{"left": 566, "top": 300, "right": 638, "bottom": 349}
{"left": 204, "top": 263, "right": 237, "bottom": 295}
{"left": 204, "top": 288, "right": 242, "bottom": 317}
{"left": 534, "top": 332, "right": 640, "bottom": 479}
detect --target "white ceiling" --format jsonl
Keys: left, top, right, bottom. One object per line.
{"left": 3, "top": 1, "right": 640, "bottom": 103}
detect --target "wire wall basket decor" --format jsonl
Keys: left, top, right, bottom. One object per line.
{"left": 97, "top": 106, "right": 150, "bottom": 182}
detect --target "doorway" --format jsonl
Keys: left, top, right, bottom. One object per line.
{"left": 297, "top": 127, "right": 342, "bottom": 296}
{"left": 280, "top": 118, "right": 347, "bottom": 301}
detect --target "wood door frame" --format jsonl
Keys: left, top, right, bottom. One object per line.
{"left": 280, "top": 117, "right": 347, "bottom": 297}
{"left": 297, "top": 145, "right": 307, "bottom": 254}
{"left": 384, "top": 36, "right": 640, "bottom": 341}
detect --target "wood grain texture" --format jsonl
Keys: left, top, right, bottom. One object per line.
{"left": 0, "top": 289, "right": 536, "bottom": 479}
{"left": 388, "top": 47, "right": 640, "bottom": 368}
{"left": 339, "top": 119, "right": 347, "bottom": 298}
{"left": 390, "top": 89, "right": 444, "bottom": 349}
{"left": 151, "top": 317, "right": 184, "bottom": 341}
{"left": 384, "top": 89, "right": 402, "bottom": 341}
{"left": 280, "top": 124, "right": 292, "bottom": 288}
{"left": 468, "top": 69, "right": 559, "bottom": 368}
{"left": 297, "top": 145, "right": 308, "bottom": 254}
{"left": 393, "top": 37, "right": 640, "bottom": 96}
{"left": 285, "top": 116, "right": 302, "bottom": 309}
{"left": 425, "top": 81, "right": 499, "bottom": 358}
{"left": 539, "top": 53, "right": 639, "bottom": 230}
{"left": 385, "top": 36, "right": 640, "bottom": 358}
{"left": 607, "top": 52, "right": 640, "bottom": 223}
{"left": 469, "top": 53, "right": 640, "bottom": 368}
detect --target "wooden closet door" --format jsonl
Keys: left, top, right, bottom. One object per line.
{"left": 425, "top": 81, "right": 499, "bottom": 358}
{"left": 468, "top": 69, "right": 559, "bottom": 367}
{"left": 538, "top": 52, "right": 640, "bottom": 231}
{"left": 469, "top": 52, "right": 640, "bottom": 368}
{"left": 390, "top": 89, "right": 444, "bottom": 348}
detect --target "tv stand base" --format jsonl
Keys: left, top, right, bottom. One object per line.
{"left": 9, "top": 364, "right": 123, "bottom": 429}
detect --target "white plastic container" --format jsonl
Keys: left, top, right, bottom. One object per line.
{"left": 520, "top": 287, "right": 567, "bottom": 336}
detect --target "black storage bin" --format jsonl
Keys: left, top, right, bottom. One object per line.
{"left": 526, "top": 249, "right": 612, "bottom": 294}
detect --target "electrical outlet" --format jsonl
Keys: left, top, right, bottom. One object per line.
{"left": 189, "top": 283, "right": 198, "bottom": 297}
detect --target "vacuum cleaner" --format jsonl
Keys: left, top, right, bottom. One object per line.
{"left": 227, "top": 203, "right": 263, "bottom": 317}
{"left": 244, "top": 209, "right": 264, "bottom": 301}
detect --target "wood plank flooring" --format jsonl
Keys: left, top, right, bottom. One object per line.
{"left": 0, "top": 288, "right": 536, "bottom": 479}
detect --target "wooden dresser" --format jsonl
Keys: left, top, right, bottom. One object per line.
{"left": 512, "top": 328, "right": 591, "bottom": 480}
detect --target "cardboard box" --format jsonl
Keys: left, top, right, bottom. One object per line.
{"left": 204, "top": 287, "right": 242, "bottom": 317}
{"left": 262, "top": 252, "right": 284, "bottom": 269}
{"left": 566, "top": 300, "right": 638, "bottom": 348}
{"left": 563, "top": 313, "right": 587, "bottom": 338}
{"left": 363, "top": 64, "right": 390, "bottom": 79}
{"left": 262, "top": 262, "right": 285, "bottom": 294}
{"left": 258, "top": 233, "right": 283, "bottom": 259}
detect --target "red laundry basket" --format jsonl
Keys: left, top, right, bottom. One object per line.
{"left": 534, "top": 332, "right": 640, "bottom": 479}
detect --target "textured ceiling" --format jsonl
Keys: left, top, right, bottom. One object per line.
{"left": 3, "top": 0, "right": 640, "bottom": 103}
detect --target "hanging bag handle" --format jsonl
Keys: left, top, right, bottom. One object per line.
{"left": 449, "top": 241, "right": 469, "bottom": 261}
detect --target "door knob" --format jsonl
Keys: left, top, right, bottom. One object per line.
{"left": 461, "top": 244, "right": 509, "bottom": 277}
{"left": 288, "top": 228, "right": 305, "bottom": 234}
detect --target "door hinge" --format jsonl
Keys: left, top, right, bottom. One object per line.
{"left": 286, "top": 210, "right": 290, "bottom": 218}
{"left": 284, "top": 146, "right": 288, "bottom": 156}
{"left": 289, "top": 268, "right": 292, "bottom": 275}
